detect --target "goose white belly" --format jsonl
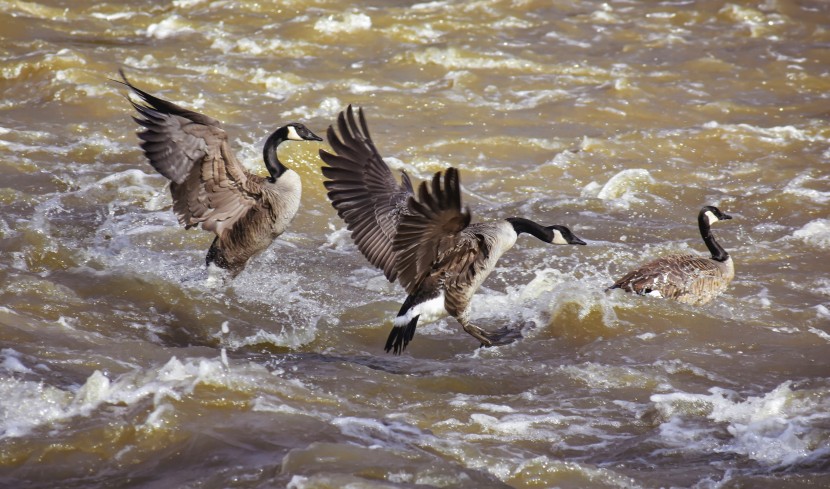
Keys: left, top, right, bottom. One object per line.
{"left": 266, "top": 169, "right": 302, "bottom": 237}
{"left": 393, "top": 292, "right": 447, "bottom": 327}
{"left": 464, "top": 221, "right": 518, "bottom": 293}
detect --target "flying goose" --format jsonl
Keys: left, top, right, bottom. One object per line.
{"left": 607, "top": 205, "right": 734, "bottom": 305}
{"left": 118, "top": 70, "right": 322, "bottom": 277}
{"left": 320, "top": 105, "right": 586, "bottom": 354}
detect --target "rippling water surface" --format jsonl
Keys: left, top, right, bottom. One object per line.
{"left": 2, "top": 0, "right": 830, "bottom": 487}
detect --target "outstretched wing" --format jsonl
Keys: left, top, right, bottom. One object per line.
{"left": 392, "top": 168, "right": 472, "bottom": 296}
{"left": 320, "top": 105, "right": 413, "bottom": 281}
{"left": 119, "top": 70, "right": 258, "bottom": 238}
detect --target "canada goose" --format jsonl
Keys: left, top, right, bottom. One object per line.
{"left": 118, "top": 70, "right": 322, "bottom": 277}
{"left": 607, "top": 205, "right": 734, "bottom": 305}
{"left": 320, "top": 105, "right": 586, "bottom": 354}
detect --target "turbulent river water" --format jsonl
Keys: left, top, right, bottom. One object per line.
{"left": 2, "top": 1, "right": 830, "bottom": 487}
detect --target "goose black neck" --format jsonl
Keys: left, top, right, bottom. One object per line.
{"left": 506, "top": 217, "right": 552, "bottom": 242}
{"left": 698, "top": 212, "right": 729, "bottom": 262}
{"left": 263, "top": 127, "right": 290, "bottom": 180}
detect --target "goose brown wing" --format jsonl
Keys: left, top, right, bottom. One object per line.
{"left": 320, "top": 105, "right": 413, "bottom": 281}
{"left": 393, "top": 168, "right": 472, "bottom": 295}
{"left": 121, "top": 71, "right": 258, "bottom": 238}
{"left": 613, "top": 254, "right": 721, "bottom": 299}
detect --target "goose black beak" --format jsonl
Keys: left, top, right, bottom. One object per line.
{"left": 306, "top": 131, "right": 323, "bottom": 142}
{"left": 570, "top": 236, "right": 587, "bottom": 246}
{"left": 721, "top": 213, "right": 733, "bottom": 220}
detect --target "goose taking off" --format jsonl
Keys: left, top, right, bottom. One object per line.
{"left": 608, "top": 205, "right": 734, "bottom": 305}
{"left": 320, "top": 105, "right": 586, "bottom": 354}
{"left": 118, "top": 70, "right": 322, "bottom": 277}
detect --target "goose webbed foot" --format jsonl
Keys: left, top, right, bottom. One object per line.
{"left": 462, "top": 323, "right": 523, "bottom": 349}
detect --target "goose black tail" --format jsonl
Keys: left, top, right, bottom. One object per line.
{"left": 385, "top": 315, "right": 419, "bottom": 355}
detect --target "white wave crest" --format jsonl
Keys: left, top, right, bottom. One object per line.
{"left": 793, "top": 219, "right": 830, "bottom": 249}
{"left": 651, "top": 382, "right": 830, "bottom": 467}
{"left": 314, "top": 12, "right": 372, "bottom": 34}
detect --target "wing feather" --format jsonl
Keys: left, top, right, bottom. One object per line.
{"left": 612, "top": 254, "right": 726, "bottom": 301}
{"left": 120, "top": 70, "right": 259, "bottom": 239}
{"left": 393, "top": 168, "right": 471, "bottom": 295}
{"left": 320, "top": 105, "right": 412, "bottom": 281}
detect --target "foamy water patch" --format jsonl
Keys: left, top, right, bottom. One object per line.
{"left": 531, "top": 269, "right": 621, "bottom": 330}
{"left": 385, "top": 22, "right": 444, "bottom": 43}
{"left": 430, "top": 390, "right": 638, "bottom": 482}
{"left": 314, "top": 12, "right": 372, "bottom": 34}
{"left": 792, "top": 219, "right": 830, "bottom": 249}
{"left": 451, "top": 87, "right": 571, "bottom": 111}
{"left": 560, "top": 362, "right": 664, "bottom": 391}
{"left": 718, "top": 3, "right": 787, "bottom": 37}
{"left": 508, "top": 457, "right": 644, "bottom": 489}
{"left": 582, "top": 169, "right": 656, "bottom": 209}
{"left": 222, "top": 325, "right": 318, "bottom": 351}
{"left": 145, "top": 15, "right": 196, "bottom": 39}
{"left": 173, "top": 0, "right": 207, "bottom": 7}
{"left": 403, "top": 47, "right": 549, "bottom": 73}
{"left": 279, "top": 96, "right": 343, "bottom": 120}
{"left": 0, "top": 356, "right": 267, "bottom": 439}
{"left": 228, "top": 257, "right": 327, "bottom": 348}
{"left": 250, "top": 68, "right": 321, "bottom": 100}
{"left": 651, "top": 382, "right": 830, "bottom": 467}
{"left": 0, "top": 349, "right": 35, "bottom": 375}
{"left": 783, "top": 173, "right": 830, "bottom": 204}
{"left": 702, "top": 121, "right": 825, "bottom": 146}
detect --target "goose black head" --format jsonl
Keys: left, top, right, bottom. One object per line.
{"left": 547, "top": 225, "right": 587, "bottom": 246}
{"left": 701, "top": 206, "right": 732, "bottom": 226}
{"left": 283, "top": 122, "right": 323, "bottom": 142}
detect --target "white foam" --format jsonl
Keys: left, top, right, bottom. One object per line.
{"left": 405, "top": 47, "right": 548, "bottom": 73}
{"left": 279, "top": 96, "right": 342, "bottom": 120}
{"left": 90, "top": 11, "right": 135, "bottom": 21}
{"left": 522, "top": 268, "right": 620, "bottom": 328}
{"left": 222, "top": 326, "right": 317, "bottom": 350}
{"left": 784, "top": 173, "right": 830, "bottom": 204}
{"left": 123, "top": 54, "right": 160, "bottom": 69}
{"left": 321, "top": 223, "right": 357, "bottom": 252}
{"left": 314, "top": 12, "right": 372, "bottom": 34}
{"left": 792, "top": 219, "right": 830, "bottom": 248}
{"left": 702, "top": 121, "right": 824, "bottom": 144}
{"left": 561, "top": 362, "right": 660, "bottom": 390}
{"left": 0, "top": 377, "right": 73, "bottom": 438}
{"left": 332, "top": 416, "right": 428, "bottom": 450}
{"left": 0, "top": 349, "right": 33, "bottom": 374}
{"left": 595, "top": 169, "right": 655, "bottom": 200}
{"left": 0, "top": 355, "right": 282, "bottom": 439}
{"left": 808, "top": 324, "right": 830, "bottom": 343}
{"left": 393, "top": 23, "right": 443, "bottom": 43}
{"left": 717, "top": 4, "right": 785, "bottom": 37}
{"left": 510, "top": 457, "right": 644, "bottom": 488}
{"left": 250, "top": 68, "right": 315, "bottom": 99}
{"left": 411, "top": 1, "right": 450, "bottom": 10}
{"left": 173, "top": 0, "right": 206, "bottom": 7}
{"left": 145, "top": 15, "right": 195, "bottom": 39}
{"left": 651, "top": 382, "right": 830, "bottom": 467}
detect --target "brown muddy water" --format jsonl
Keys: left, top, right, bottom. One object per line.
{"left": 1, "top": 1, "right": 830, "bottom": 488}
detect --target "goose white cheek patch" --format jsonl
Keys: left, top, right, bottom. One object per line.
{"left": 286, "top": 125, "right": 303, "bottom": 141}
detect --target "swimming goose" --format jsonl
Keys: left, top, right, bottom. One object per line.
{"left": 320, "top": 105, "right": 586, "bottom": 354}
{"left": 608, "top": 205, "right": 734, "bottom": 305}
{"left": 118, "top": 70, "right": 322, "bottom": 277}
